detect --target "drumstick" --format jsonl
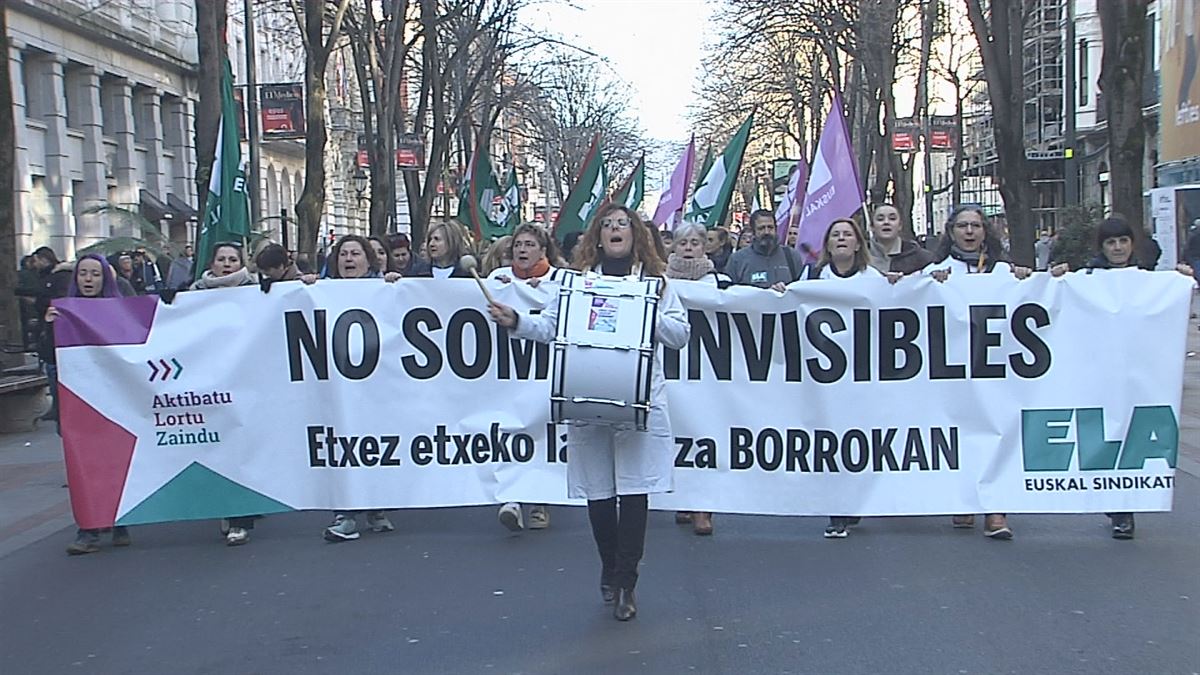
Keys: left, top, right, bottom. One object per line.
{"left": 460, "top": 254, "right": 497, "bottom": 305}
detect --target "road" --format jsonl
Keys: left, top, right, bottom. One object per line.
{"left": 1, "top": 309, "right": 1198, "bottom": 675}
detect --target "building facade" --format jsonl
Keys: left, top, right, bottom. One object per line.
{"left": 8, "top": 0, "right": 199, "bottom": 260}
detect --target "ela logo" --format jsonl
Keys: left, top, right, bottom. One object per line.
{"left": 1021, "top": 406, "right": 1178, "bottom": 471}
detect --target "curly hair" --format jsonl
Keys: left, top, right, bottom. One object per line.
{"left": 933, "top": 205, "right": 1006, "bottom": 263}
{"left": 328, "top": 235, "right": 379, "bottom": 278}
{"left": 573, "top": 204, "right": 665, "bottom": 276}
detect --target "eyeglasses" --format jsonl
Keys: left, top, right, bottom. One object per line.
{"left": 600, "top": 219, "right": 632, "bottom": 230}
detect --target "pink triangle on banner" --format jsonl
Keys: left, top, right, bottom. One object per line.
{"left": 60, "top": 384, "right": 137, "bottom": 529}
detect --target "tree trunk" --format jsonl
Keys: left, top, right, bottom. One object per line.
{"left": 966, "top": 0, "right": 1037, "bottom": 266}
{"left": 1097, "top": 0, "right": 1150, "bottom": 234}
{"left": 0, "top": 8, "right": 19, "bottom": 355}
{"left": 194, "top": 0, "right": 228, "bottom": 212}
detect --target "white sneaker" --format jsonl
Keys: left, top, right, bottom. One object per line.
{"left": 498, "top": 502, "right": 524, "bottom": 531}
{"left": 366, "top": 511, "right": 394, "bottom": 533}
{"left": 225, "top": 527, "right": 249, "bottom": 546}
{"left": 528, "top": 505, "right": 550, "bottom": 530}
{"left": 323, "top": 514, "right": 360, "bottom": 542}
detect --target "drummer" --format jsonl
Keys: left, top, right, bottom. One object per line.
{"left": 487, "top": 223, "right": 567, "bottom": 533}
{"left": 487, "top": 204, "right": 691, "bottom": 622}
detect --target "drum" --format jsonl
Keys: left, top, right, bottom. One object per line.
{"left": 550, "top": 273, "right": 660, "bottom": 430}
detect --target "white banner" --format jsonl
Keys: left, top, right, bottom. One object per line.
{"left": 54, "top": 271, "right": 1191, "bottom": 528}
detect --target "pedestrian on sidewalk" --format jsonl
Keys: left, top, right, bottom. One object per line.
{"left": 487, "top": 205, "right": 691, "bottom": 622}
{"left": 42, "top": 254, "right": 136, "bottom": 555}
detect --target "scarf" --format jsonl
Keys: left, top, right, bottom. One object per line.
{"left": 949, "top": 244, "right": 987, "bottom": 273}
{"left": 513, "top": 258, "right": 550, "bottom": 280}
{"left": 191, "top": 266, "right": 256, "bottom": 290}
{"left": 665, "top": 253, "right": 714, "bottom": 280}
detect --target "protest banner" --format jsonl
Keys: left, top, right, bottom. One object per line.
{"left": 54, "top": 272, "right": 1191, "bottom": 528}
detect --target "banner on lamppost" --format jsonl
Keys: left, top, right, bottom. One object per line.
{"left": 892, "top": 118, "right": 919, "bottom": 152}
{"left": 259, "top": 84, "right": 305, "bottom": 140}
{"left": 397, "top": 133, "right": 426, "bottom": 170}
{"left": 929, "top": 115, "right": 958, "bottom": 151}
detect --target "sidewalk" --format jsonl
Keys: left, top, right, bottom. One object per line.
{"left": 2, "top": 296, "right": 1198, "bottom": 557}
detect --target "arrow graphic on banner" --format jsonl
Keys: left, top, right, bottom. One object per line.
{"left": 147, "top": 358, "right": 183, "bottom": 382}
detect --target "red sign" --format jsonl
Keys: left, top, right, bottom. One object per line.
{"left": 396, "top": 134, "right": 425, "bottom": 169}
{"left": 892, "top": 131, "right": 916, "bottom": 151}
{"left": 259, "top": 84, "right": 305, "bottom": 140}
{"left": 929, "top": 116, "right": 957, "bottom": 151}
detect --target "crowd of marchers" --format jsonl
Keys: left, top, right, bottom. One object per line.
{"left": 12, "top": 202, "right": 1199, "bottom": 621}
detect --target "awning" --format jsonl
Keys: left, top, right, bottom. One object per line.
{"left": 138, "top": 189, "right": 172, "bottom": 222}
{"left": 167, "top": 193, "right": 199, "bottom": 221}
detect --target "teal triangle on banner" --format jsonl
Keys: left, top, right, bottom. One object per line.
{"left": 116, "top": 462, "right": 294, "bottom": 525}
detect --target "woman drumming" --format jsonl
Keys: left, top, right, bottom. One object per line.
{"left": 487, "top": 205, "right": 690, "bottom": 621}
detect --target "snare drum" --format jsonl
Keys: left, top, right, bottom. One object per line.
{"left": 550, "top": 273, "right": 661, "bottom": 430}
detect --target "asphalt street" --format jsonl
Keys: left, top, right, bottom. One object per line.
{"left": 3, "top": 303, "right": 1199, "bottom": 675}
{"left": 1, "top": 492, "right": 1198, "bottom": 675}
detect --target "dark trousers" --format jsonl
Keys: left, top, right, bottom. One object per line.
{"left": 588, "top": 494, "right": 648, "bottom": 591}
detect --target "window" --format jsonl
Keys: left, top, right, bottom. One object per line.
{"left": 1078, "top": 39, "right": 1089, "bottom": 107}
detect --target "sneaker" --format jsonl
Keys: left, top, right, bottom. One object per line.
{"left": 225, "top": 527, "right": 249, "bottom": 546}
{"left": 111, "top": 526, "right": 132, "bottom": 547}
{"left": 498, "top": 502, "right": 524, "bottom": 532}
{"left": 1111, "top": 514, "right": 1135, "bottom": 540}
{"left": 324, "top": 514, "right": 360, "bottom": 542}
{"left": 823, "top": 520, "right": 848, "bottom": 539}
{"left": 366, "top": 511, "right": 394, "bottom": 533}
{"left": 66, "top": 529, "right": 101, "bottom": 555}
{"left": 983, "top": 514, "right": 1013, "bottom": 540}
{"left": 528, "top": 505, "right": 550, "bottom": 530}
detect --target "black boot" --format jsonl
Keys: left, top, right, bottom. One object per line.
{"left": 614, "top": 587, "right": 637, "bottom": 621}
{"left": 588, "top": 498, "right": 618, "bottom": 603}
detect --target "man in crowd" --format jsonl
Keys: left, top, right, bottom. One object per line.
{"left": 166, "top": 245, "right": 194, "bottom": 290}
{"left": 724, "top": 210, "right": 805, "bottom": 291}
{"left": 1034, "top": 230, "right": 1052, "bottom": 271}
{"left": 132, "top": 248, "right": 160, "bottom": 294}
{"left": 705, "top": 226, "right": 733, "bottom": 273}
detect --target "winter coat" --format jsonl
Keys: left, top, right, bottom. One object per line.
{"left": 724, "top": 243, "right": 805, "bottom": 288}
{"left": 511, "top": 265, "right": 690, "bottom": 499}
{"left": 868, "top": 239, "right": 935, "bottom": 275}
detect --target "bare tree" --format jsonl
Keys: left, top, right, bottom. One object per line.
{"left": 0, "top": 6, "right": 18, "bottom": 355}
{"left": 965, "top": 0, "right": 1037, "bottom": 266}
{"left": 194, "top": 0, "right": 229, "bottom": 210}
{"left": 290, "top": 0, "right": 353, "bottom": 258}
{"left": 1097, "top": 0, "right": 1151, "bottom": 234}
{"left": 931, "top": 2, "right": 984, "bottom": 209}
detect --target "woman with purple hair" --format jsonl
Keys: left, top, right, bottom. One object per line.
{"left": 41, "top": 254, "right": 136, "bottom": 554}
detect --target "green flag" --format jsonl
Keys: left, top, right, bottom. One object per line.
{"left": 501, "top": 166, "right": 521, "bottom": 232}
{"left": 611, "top": 155, "right": 645, "bottom": 211}
{"left": 554, "top": 134, "right": 607, "bottom": 240}
{"left": 195, "top": 58, "right": 250, "bottom": 281}
{"left": 684, "top": 115, "right": 753, "bottom": 228}
{"left": 456, "top": 138, "right": 507, "bottom": 240}
{"left": 693, "top": 146, "right": 714, "bottom": 196}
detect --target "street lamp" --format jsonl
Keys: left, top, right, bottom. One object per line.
{"left": 352, "top": 167, "right": 368, "bottom": 206}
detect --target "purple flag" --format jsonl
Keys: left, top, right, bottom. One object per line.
{"left": 794, "top": 93, "right": 864, "bottom": 262}
{"left": 774, "top": 156, "right": 809, "bottom": 244}
{"left": 653, "top": 137, "right": 695, "bottom": 227}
